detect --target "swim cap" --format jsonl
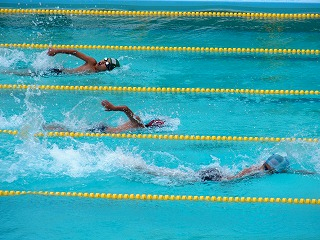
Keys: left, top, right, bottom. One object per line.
{"left": 110, "top": 58, "right": 120, "bottom": 68}
{"left": 145, "top": 119, "right": 165, "bottom": 128}
{"left": 265, "top": 154, "right": 290, "bottom": 173}
{"left": 104, "top": 57, "right": 120, "bottom": 71}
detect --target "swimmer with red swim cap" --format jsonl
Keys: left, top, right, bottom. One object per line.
{"left": 87, "top": 100, "right": 165, "bottom": 133}
{"left": 43, "top": 100, "right": 165, "bottom": 133}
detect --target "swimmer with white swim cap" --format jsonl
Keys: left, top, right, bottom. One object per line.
{"left": 47, "top": 48, "right": 120, "bottom": 74}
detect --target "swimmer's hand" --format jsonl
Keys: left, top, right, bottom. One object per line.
{"left": 47, "top": 48, "right": 57, "bottom": 56}
{"left": 101, "top": 100, "right": 116, "bottom": 111}
{"left": 101, "top": 100, "right": 142, "bottom": 126}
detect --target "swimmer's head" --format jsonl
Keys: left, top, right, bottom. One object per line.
{"left": 198, "top": 168, "right": 223, "bottom": 182}
{"left": 145, "top": 119, "right": 165, "bottom": 128}
{"left": 263, "top": 154, "right": 290, "bottom": 173}
{"left": 96, "top": 57, "right": 120, "bottom": 72}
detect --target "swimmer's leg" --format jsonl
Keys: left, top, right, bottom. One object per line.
{"left": 1, "top": 69, "right": 33, "bottom": 76}
{"left": 43, "top": 123, "right": 69, "bottom": 131}
{"left": 86, "top": 123, "right": 109, "bottom": 133}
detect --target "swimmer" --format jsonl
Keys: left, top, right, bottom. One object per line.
{"left": 47, "top": 48, "right": 120, "bottom": 74}
{"left": 43, "top": 100, "right": 165, "bottom": 133}
{"left": 199, "top": 154, "right": 315, "bottom": 182}
{"left": 1, "top": 48, "right": 120, "bottom": 76}
{"left": 135, "top": 154, "right": 315, "bottom": 183}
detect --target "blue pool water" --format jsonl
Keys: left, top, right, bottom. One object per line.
{"left": 0, "top": 3, "right": 320, "bottom": 239}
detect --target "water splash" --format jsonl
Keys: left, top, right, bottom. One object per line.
{"left": 0, "top": 88, "right": 44, "bottom": 132}
{"left": 0, "top": 48, "right": 28, "bottom": 68}
{"left": 0, "top": 48, "right": 57, "bottom": 77}
{"left": 31, "top": 50, "right": 55, "bottom": 74}
{"left": 18, "top": 89, "right": 45, "bottom": 138}
{"left": 1, "top": 139, "right": 198, "bottom": 185}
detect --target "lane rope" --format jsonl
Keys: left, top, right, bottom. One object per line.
{"left": 0, "top": 8, "right": 319, "bottom": 19}
{"left": 1, "top": 190, "right": 319, "bottom": 205}
{"left": 0, "top": 43, "right": 319, "bottom": 56}
{"left": 0, "top": 129, "right": 318, "bottom": 143}
{"left": 0, "top": 84, "right": 319, "bottom": 96}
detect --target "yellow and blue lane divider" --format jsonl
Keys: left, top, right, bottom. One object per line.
{"left": 0, "top": 8, "right": 319, "bottom": 19}
{"left": 0, "top": 84, "right": 319, "bottom": 96}
{"left": 1, "top": 190, "right": 319, "bottom": 206}
{"left": 0, "top": 43, "right": 319, "bottom": 56}
{"left": 0, "top": 129, "right": 318, "bottom": 143}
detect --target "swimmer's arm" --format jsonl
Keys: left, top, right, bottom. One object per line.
{"left": 102, "top": 100, "right": 144, "bottom": 127}
{"left": 226, "top": 166, "right": 261, "bottom": 180}
{"left": 47, "top": 48, "right": 96, "bottom": 64}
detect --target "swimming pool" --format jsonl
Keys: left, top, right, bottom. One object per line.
{"left": 0, "top": 1, "right": 320, "bottom": 239}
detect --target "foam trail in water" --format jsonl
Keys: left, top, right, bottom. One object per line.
{"left": 2, "top": 136, "right": 199, "bottom": 185}
{"left": 0, "top": 48, "right": 58, "bottom": 77}
{"left": 47, "top": 143, "right": 198, "bottom": 185}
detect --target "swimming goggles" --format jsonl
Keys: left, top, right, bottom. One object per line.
{"left": 103, "top": 58, "right": 113, "bottom": 71}
{"left": 263, "top": 163, "right": 273, "bottom": 172}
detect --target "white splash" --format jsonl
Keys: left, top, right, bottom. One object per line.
{"left": 0, "top": 48, "right": 28, "bottom": 68}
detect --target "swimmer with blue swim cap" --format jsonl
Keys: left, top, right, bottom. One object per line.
{"left": 263, "top": 154, "right": 290, "bottom": 173}
{"left": 198, "top": 154, "right": 315, "bottom": 182}
{"left": 227, "top": 154, "right": 291, "bottom": 181}
{"left": 123, "top": 152, "right": 316, "bottom": 183}
{"left": 198, "top": 154, "right": 290, "bottom": 182}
